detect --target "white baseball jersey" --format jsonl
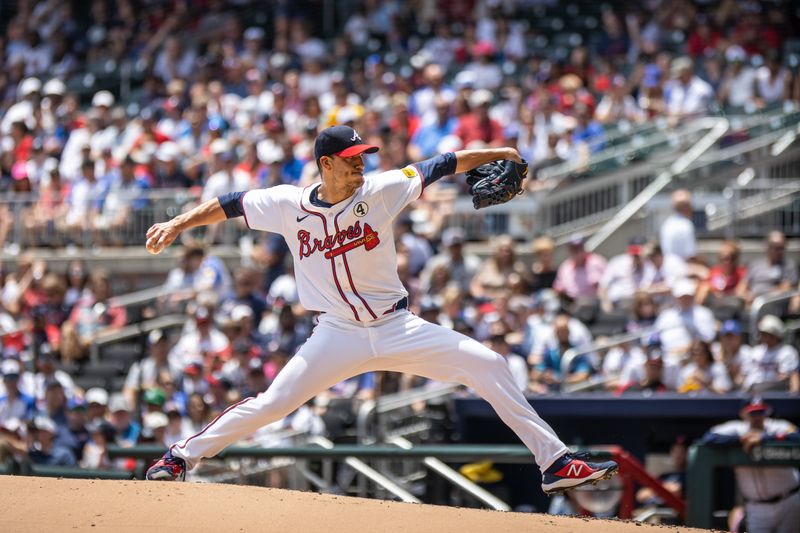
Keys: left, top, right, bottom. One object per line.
{"left": 241, "top": 165, "right": 424, "bottom": 322}
{"left": 707, "top": 418, "right": 799, "bottom": 502}
{"left": 741, "top": 344, "right": 800, "bottom": 391}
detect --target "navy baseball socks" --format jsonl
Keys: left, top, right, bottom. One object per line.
{"left": 541, "top": 451, "right": 618, "bottom": 494}
{"left": 146, "top": 450, "right": 186, "bottom": 481}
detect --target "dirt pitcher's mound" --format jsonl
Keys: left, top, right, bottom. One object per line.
{"left": 0, "top": 476, "right": 705, "bottom": 532}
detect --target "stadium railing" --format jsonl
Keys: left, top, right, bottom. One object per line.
{"left": 748, "top": 289, "right": 800, "bottom": 345}
{"left": 0, "top": 458, "right": 133, "bottom": 480}
{"left": 2, "top": 110, "right": 797, "bottom": 250}
{"left": 642, "top": 131, "right": 800, "bottom": 241}
{"left": 104, "top": 442, "right": 684, "bottom": 520}
{"left": 356, "top": 384, "right": 461, "bottom": 445}
{"left": 527, "top": 107, "right": 800, "bottom": 249}
{"left": 584, "top": 116, "right": 730, "bottom": 252}
{"left": 89, "top": 314, "right": 186, "bottom": 364}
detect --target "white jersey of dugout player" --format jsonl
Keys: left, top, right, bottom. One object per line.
{"left": 707, "top": 418, "right": 799, "bottom": 498}
{"left": 241, "top": 165, "right": 424, "bottom": 322}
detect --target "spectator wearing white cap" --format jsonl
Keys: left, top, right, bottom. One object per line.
{"left": 108, "top": 393, "right": 140, "bottom": 447}
{"left": 84, "top": 387, "right": 109, "bottom": 423}
{"left": 664, "top": 57, "right": 714, "bottom": 120}
{"left": 154, "top": 141, "right": 191, "bottom": 188}
{"left": 0, "top": 359, "right": 35, "bottom": 425}
{"left": 141, "top": 411, "right": 170, "bottom": 446}
{"left": 718, "top": 46, "right": 757, "bottom": 109}
{"left": 654, "top": 278, "right": 716, "bottom": 364}
{"left": 1, "top": 77, "right": 41, "bottom": 135}
{"left": 29, "top": 416, "right": 76, "bottom": 466}
{"left": 741, "top": 315, "right": 799, "bottom": 393}
{"left": 40, "top": 78, "right": 67, "bottom": 134}
{"left": 91, "top": 90, "right": 115, "bottom": 110}
{"left": 0, "top": 417, "right": 28, "bottom": 463}
{"left": 419, "top": 227, "right": 481, "bottom": 294}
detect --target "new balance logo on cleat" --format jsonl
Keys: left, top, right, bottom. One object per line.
{"left": 541, "top": 452, "right": 618, "bottom": 494}
{"left": 146, "top": 451, "right": 187, "bottom": 481}
{"left": 566, "top": 463, "right": 585, "bottom": 477}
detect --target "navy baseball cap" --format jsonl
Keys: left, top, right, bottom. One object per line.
{"left": 720, "top": 319, "right": 742, "bottom": 336}
{"left": 314, "top": 126, "right": 379, "bottom": 163}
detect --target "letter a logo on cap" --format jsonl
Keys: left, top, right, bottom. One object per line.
{"left": 351, "top": 132, "right": 361, "bottom": 142}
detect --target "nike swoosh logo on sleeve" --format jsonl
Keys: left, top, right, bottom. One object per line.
{"left": 296, "top": 214, "right": 310, "bottom": 222}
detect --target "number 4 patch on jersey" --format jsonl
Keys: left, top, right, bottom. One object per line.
{"left": 402, "top": 166, "right": 417, "bottom": 178}
{"left": 353, "top": 201, "right": 369, "bottom": 217}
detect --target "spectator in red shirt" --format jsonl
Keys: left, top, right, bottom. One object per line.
{"left": 388, "top": 94, "right": 420, "bottom": 140}
{"left": 455, "top": 90, "right": 504, "bottom": 148}
{"left": 686, "top": 18, "right": 722, "bottom": 59}
{"left": 10, "top": 121, "right": 34, "bottom": 163}
{"left": 697, "top": 240, "right": 747, "bottom": 307}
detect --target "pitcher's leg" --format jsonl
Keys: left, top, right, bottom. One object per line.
{"left": 376, "top": 314, "right": 568, "bottom": 470}
{"left": 170, "top": 325, "right": 374, "bottom": 469}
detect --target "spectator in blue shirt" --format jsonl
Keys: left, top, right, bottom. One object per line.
{"left": 572, "top": 104, "right": 606, "bottom": 154}
{"left": 530, "top": 314, "right": 595, "bottom": 393}
{"left": 0, "top": 359, "right": 35, "bottom": 425}
{"left": 408, "top": 96, "right": 459, "bottom": 160}
{"left": 28, "top": 416, "right": 76, "bottom": 466}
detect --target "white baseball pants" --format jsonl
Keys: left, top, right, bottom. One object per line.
{"left": 170, "top": 310, "right": 568, "bottom": 471}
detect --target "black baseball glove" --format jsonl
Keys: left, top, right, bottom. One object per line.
{"left": 466, "top": 159, "right": 529, "bottom": 210}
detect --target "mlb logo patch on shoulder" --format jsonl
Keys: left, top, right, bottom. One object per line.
{"left": 402, "top": 166, "right": 417, "bottom": 178}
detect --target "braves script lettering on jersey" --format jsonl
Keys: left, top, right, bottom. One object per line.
{"left": 145, "top": 127, "right": 614, "bottom": 491}
{"left": 240, "top": 166, "right": 425, "bottom": 321}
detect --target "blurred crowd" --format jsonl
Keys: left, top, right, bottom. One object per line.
{"left": 1, "top": 203, "right": 799, "bottom": 469}
{"left": 0, "top": 0, "right": 799, "bottom": 248}
{"left": 1, "top": 0, "right": 800, "bottom": 471}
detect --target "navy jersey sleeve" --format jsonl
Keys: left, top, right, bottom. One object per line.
{"left": 218, "top": 191, "right": 247, "bottom": 218}
{"left": 413, "top": 152, "right": 457, "bottom": 188}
